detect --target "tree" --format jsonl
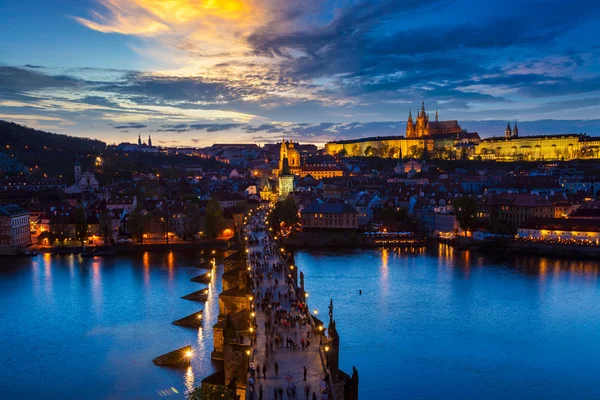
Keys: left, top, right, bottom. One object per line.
{"left": 183, "top": 202, "right": 201, "bottom": 238}
{"left": 388, "top": 146, "right": 399, "bottom": 158}
{"left": 268, "top": 198, "right": 299, "bottom": 235}
{"left": 338, "top": 148, "right": 348, "bottom": 158}
{"left": 453, "top": 196, "right": 478, "bottom": 236}
{"left": 409, "top": 145, "right": 423, "bottom": 159}
{"left": 379, "top": 141, "right": 390, "bottom": 158}
{"left": 351, "top": 144, "right": 361, "bottom": 157}
{"left": 75, "top": 203, "right": 88, "bottom": 246}
{"left": 128, "top": 207, "right": 149, "bottom": 244}
{"left": 187, "top": 385, "right": 235, "bottom": 400}
{"left": 99, "top": 211, "right": 112, "bottom": 245}
{"left": 205, "top": 197, "right": 224, "bottom": 239}
{"left": 377, "top": 206, "right": 414, "bottom": 231}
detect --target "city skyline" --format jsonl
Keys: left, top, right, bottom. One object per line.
{"left": 2, "top": 0, "right": 600, "bottom": 147}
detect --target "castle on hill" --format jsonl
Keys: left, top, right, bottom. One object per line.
{"left": 406, "top": 102, "right": 462, "bottom": 138}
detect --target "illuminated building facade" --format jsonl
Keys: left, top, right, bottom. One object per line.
{"left": 406, "top": 102, "right": 462, "bottom": 138}
{"left": 473, "top": 134, "right": 600, "bottom": 161}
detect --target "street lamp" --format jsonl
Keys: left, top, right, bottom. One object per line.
{"left": 324, "top": 346, "right": 329, "bottom": 352}
{"left": 313, "top": 309, "right": 318, "bottom": 315}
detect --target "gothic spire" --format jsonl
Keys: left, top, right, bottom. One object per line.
{"left": 435, "top": 109, "right": 438, "bottom": 122}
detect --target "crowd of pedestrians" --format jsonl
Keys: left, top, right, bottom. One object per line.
{"left": 244, "top": 208, "right": 331, "bottom": 400}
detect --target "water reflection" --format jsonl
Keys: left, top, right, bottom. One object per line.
{"left": 143, "top": 251, "right": 150, "bottom": 286}
{"left": 168, "top": 251, "right": 175, "bottom": 282}
{"left": 184, "top": 366, "right": 195, "bottom": 397}
{"left": 294, "top": 245, "right": 600, "bottom": 400}
{"left": 0, "top": 250, "right": 222, "bottom": 400}
{"left": 91, "top": 259, "right": 103, "bottom": 315}
{"left": 380, "top": 248, "right": 389, "bottom": 296}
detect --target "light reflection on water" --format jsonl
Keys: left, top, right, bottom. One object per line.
{"left": 295, "top": 245, "right": 600, "bottom": 400}
{"left": 0, "top": 251, "right": 222, "bottom": 400}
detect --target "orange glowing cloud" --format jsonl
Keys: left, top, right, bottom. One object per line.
{"left": 75, "top": 0, "right": 266, "bottom": 39}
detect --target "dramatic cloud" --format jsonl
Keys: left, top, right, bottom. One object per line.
{"left": 114, "top": 122, "right": 147, "bottom": 129}
{"left": 157, "top": 123, "right": 245, "bottom": 133}
{"left": 0, "top": 0, "right": 599, "bottom": 145}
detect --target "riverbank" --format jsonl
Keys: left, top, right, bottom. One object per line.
{"left": 283, "top": 231, "right": 426, "bottom": 248}
{"left": 456, "top": 237, "right": 600, "bottom": 259}
{"left": 25, "top": 240, "right": 230, "bottom": 256}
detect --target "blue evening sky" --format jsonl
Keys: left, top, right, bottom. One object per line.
{"left": 1, "top": 0, "right": 599, "bottom": 146}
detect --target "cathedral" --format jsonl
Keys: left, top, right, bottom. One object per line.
{"left": 406, "top": 102, "right": 462, "bottom": 138}
{"left": 278, "top": 138, "right": 301, "bottom": 175}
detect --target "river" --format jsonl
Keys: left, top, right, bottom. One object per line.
{"left": 0, "top": 246, "right": 599, "bottom": 399}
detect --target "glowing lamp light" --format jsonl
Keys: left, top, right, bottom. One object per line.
{"left": 246, "top": 350, "right": 251, "bottom": 356}
{"left": 324, "top": 346, "right": 330, "bottom": 352}
{"left": 249, "top": 327, "right": 254, "bottom": 333}
{"left": 197, "top": 314, "right": 202, "bottom": 319}
{"left": 249, "top": 296, "right": 254, "bottom": 301}
{"left": 304, "top": 292, "right": 309, "bottom": 298}
{"left": 319, "top": 326, "right": 324, "bottom": 331}
{"left": 186, "top": 350, "right": 193, "bottom": 358}
{"left": 251, "top": 312, "right": 256, "bottom": 318}
{"left": 313, "top": 309, "right": 318, "bottom": 315}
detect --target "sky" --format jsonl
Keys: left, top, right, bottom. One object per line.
{"left": 1, "top": 0, "right": 600, "bottom": 147}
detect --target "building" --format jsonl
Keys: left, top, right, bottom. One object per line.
{"left": 0, "top": 204, "right": 31, "bottom": 255}
{"left": 116, "top": 135, "right": 159, "bottom": 153}
{"left": 517, "top": 218, "right": 600, "bottom": 243}
{"left": 297, "top": 166, "right": 344, "bottom": 180}
{"left": 473, "top": 133, "right": 600, "bottom": 161}
{"left": 352, "top": 192, "right": 381, "bottom": 226}
{"left": 278, "top": 138, "right": 301, "bottom": 175}
{"left": 300, "top": 199, "right": 359, "bottom": 230}
{"left": 107, "top": 195, "right": 138, "bottom": 212}
{"left": 406, "top": 102, "right": 462, "bottom": 138}
{"left": 278, "top": 158, "right": 295, "bottom": 199}
{"left": 212, "top": 191, "right": 247, "bottom": 209}
{"left": 478, "top": 193, "right": 555, "bottom": 233}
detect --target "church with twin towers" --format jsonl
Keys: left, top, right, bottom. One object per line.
{"left": 405, "top": 101, "right": 463, "bottom": 138}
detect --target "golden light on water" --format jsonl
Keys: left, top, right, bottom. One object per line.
{"left": 184, "top": 366, "right": 195, "bottom": 396}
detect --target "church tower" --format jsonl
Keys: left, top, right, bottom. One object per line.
{"left": 278, "top": 158, "right": 294, "bottom": 199}
{"left": 74, "top": 160, "right": 82, "bottom": 184}
{"left": 415, "top": 101, "right": 429, "bottom": 137}
{"left": 406, "top": 109, "right": 415, "bottom": 138}
{"left": 505, "top": 123, "right": 512, "bottom": 139}
{"left": 148, "top": 135, "right": 152, "bottom": 147}
{"left": 278, "top": 137, "right": 288, "bottom": 173}
{"left": 138, "top": 135, "right": 142, "bottom": 146}
{"left": 513, "top": 123, "right": 518, "bottom": 138}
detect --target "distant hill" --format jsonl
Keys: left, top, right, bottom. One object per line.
{"left": 0, "top": 120, "right": 106, "bottom": 178}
